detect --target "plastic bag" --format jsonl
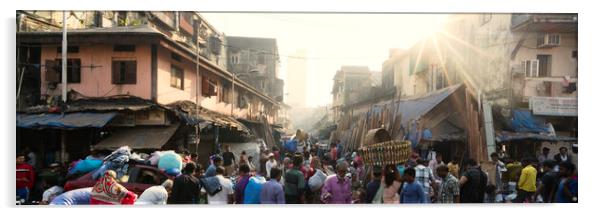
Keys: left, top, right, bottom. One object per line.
{"left": 308, "top": 169, "right": 327, "bottom": 192}
{"left": 148, "top": 151, "right": 164, "bottom": 166}
{"left": 68, "top": 159, "right": 103, "bottom": 175}
{"left": 243, "top": 176, "right": 266, "bottom": 204}
{"left": 158, "top": 151, "right": 183, "bottom": 171}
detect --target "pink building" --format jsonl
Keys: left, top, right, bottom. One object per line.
{"left": 18, "top": 12, "right": 282, "bottom": 125}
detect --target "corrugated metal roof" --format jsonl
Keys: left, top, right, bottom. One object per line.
{"left": 166, "top": 101, "right": 251, "bottom": 135}
{"left": 92, "top": 123, "right": 180, "bottom": 151}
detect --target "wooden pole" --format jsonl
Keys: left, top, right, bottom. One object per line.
{"left": 60, "top": 130, "right": 67, "bottom": 164}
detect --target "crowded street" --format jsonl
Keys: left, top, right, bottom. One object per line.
{"left": 15, "top": 11, "right": 578, "bottom": 205}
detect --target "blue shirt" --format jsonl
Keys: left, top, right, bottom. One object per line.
{"left": 365, "top": 180, "right": 381, "bottom": 203}
{"left": 50, "top": 187, "right": 92, "bottom": 205}
{"left": 400, "top": 181, "right": 426, "bottom": 203}
{"left": 205, "top": 165, "right": 217, "bottom": 177}
{"left": 555, "top": 178, "right": 578, "bottom": 203}
{"left": 260, "top": 179, "right": 285, "bottom": 204}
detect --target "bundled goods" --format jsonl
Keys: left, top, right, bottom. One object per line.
{"left": 359, "top": 140, "right": 411, "bottom": 166}
{"left": 158, "top": 151, "right": 183, "bottom": 172}
{"left": 67, "top": 159, "right": 103, "bottom": 176}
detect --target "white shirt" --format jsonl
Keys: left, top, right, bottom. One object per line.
{"left": 42, "top": 186, "right": 64, "bottom": 203}
{"left": 135, "top": 185, "right": 168, "bottom": 205}
{"left": 266, "top": 159, "right": 278, "bottom": 178}
{"left": 207, "top": 175, "right": 234, "bottom": 205}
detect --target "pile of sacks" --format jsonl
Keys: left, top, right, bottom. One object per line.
{"left": 68, "top": 146, "right": 185, "bottom": 180}
{"left": 148, "top": 150, "right": 183, "bottom": 177}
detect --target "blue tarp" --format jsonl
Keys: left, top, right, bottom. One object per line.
{"left": 17, "top": 112, "right": 117, "bottom": 129}
{"left": 510, "top": 109, "right": 550, "bottom": 133}
{"left": 496, "top": 131, "right": 577, "bottom": 142}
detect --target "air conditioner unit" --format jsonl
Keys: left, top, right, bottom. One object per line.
{"left": 537, "top": 34, "right": 561, "bottom": 48}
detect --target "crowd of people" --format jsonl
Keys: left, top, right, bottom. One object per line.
{"left": 17, "top": 140, "right": 578, "bottom": 205}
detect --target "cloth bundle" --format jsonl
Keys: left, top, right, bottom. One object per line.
{"left": 92, "top": 146, "right": 132, "bottom": 180}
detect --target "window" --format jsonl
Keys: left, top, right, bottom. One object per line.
{"left": 202, "top": 76, "right": 217, "bottom": 97}
{"left": 112, "top": 60, "right": 137, "bottom": 84}
{"left": 537, "top": 55, "right": 551, "bottom": 77}
{"left": 220, "top": 83, "right": 231, "bottom": 103}
{"left": 230, "top": 54, "right": 239, "bottom": 64}
{"left": 522, "top": 59, "right": 539, "bottom": 77}
{"left": 537, "top": 34, "right": 561, "bottom": 48}
{"left": 170, "top": 65, "right": 184, "bottom": 90}
{"left": 572, "top": 50, "right": 577, "bottom": 59}
{"left": 171, "top": 53, "right": 182, "bottom": 62}
{"left": 113, "top": 45, "right": 136, "bottom": 52}
{"left": 258, "top": 53, "right": 266, "bottom": 64}
{"left": 54, "top": 58, "right": 81, "bottom": 83}
{"left": 117, "top": 11, "right": 127, "bottom": 26}
{"left": 56, "top": 46, "right": 79, "bottom": 53}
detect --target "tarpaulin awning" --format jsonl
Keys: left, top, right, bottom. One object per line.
{"left": 496, "top": 131, "right": 577, "bottom": 142}
{"left": 510, "top": 109, "right": 550, "bottom": 133}
{"left": 17, "top": 112, "right": 117, "bottom": 129}
{"left": 92, "top": 123, "right": 180, "bottom": 151}
{"left": 388, "top": 84, "right": 463, "bottom": 128}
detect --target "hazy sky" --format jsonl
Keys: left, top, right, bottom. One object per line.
{"left": 201, "top": 13, "right": 449, "bottom": 107}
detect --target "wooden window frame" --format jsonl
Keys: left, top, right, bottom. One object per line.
{"left": 54, "top": 58, "right": 81, "bottom": 83}
{"left": 112, "top": 59, "right": 137, "bottom": 84}
{"left": 170, "top": 65, "right": 184, "bottom": 90}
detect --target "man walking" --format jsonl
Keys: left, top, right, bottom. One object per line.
{"left": 491, "top": 153, "right": 507, "bottom": 193}
{"left": 538, "top": 147, "right": 552, "bottom": 164}
{"left": 234, "top": 164, "right": 251, "bottom": 204}
{"left": 205, "top": 156, "right": 223, "bottom": 177}
{"left": 400, "top": 167, "right": 427, "bottom": 203}
{"left": 364, "top": 165, "right": 382, "bottom": 203}
{"left": 415, "top": 158, "right": 436, "bottom": 203}
{"left": 260, "top": 167, "right": 285, "bottom": 204}
{"left": 532, "top": 160, "right": 558, "bottom": 203}
{"left": 554, "top": 147, "right": 573, "bottom": 164}
{"left": 222, "top": 145, "right": 236, "bottom": 176}
{"left": 135, "top": 180, "right": 173, "bottom": 205}
{"left": 459, "top": 159, "right": 487, "bottom": 203}
{"left": 321, "top": 161, "right": 352, "bottom": 204}
{"left": 16, "top": 153, "right": 35, "bottom": 203}
{"left": 447, "top": 156, "right": 460, "bottom": 178}
{"left": 284, "top": 154, "right": 306, "bottom": 204}
{"left": 169, "top": 163, "right": 201, "bottom": 204}
{"left": 266, "top": 153, "right": 278, "bottom": 179}
{"left": 436, "top": 165, "right": 460, "bottom": 203}
{"left": 514, "top": 158, "right": 537, "bottom": 203}
{"left": 207, "top": 166, "right": 234, "bottom": 204}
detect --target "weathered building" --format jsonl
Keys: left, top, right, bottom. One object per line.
{"left": 16, "top": 11, "right": 288, "bottom": 167}
{"left": 331, "top": 66, "right": 383, "bottom": 122}
{"left": 226, "top": 36, "right": 284, "bottom": 102}
{"left": 381, "top": 13, "right": 578, "bottom": 161}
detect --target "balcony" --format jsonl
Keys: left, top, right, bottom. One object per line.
{"left": 511, "top": 14, "right": 577, "bottom": 32}
{"left": 516, "top": 76, "right": 577, "bottom": 103}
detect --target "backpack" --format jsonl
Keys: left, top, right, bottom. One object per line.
{"left": 201, "top": 176, "right": 223, "bottom": 196}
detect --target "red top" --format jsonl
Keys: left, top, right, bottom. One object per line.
{"left": 16, "top": 163, "right": 35, "bottom": 189}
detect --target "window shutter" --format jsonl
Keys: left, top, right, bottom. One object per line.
{"left": 531, "top": 60, "right": 539, "bottom": 77}
{"left": 202, "top": 76, "right": 210, "bottom": 95}
{"left": 112, "top": 61, "right": 119, "bottom": 84}
{"left": 45, "top": 60, "right": 60, "bottom": 83}
{"left": 126, "top": 61, "right": 137, "bottom": 84}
